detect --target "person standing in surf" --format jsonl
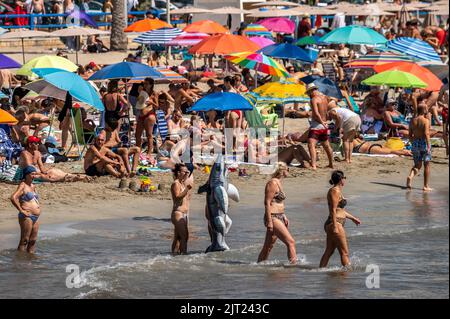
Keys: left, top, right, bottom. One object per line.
{"left": 320, "top": 170, "right": 361, "bottom": 269}
{"left": 257, "top": 162, "right": 297, "bottom": 265}
{"left": 10, "top": 166, "right": 42, "bottom": 254}
{"left": 407, "top": 103, "right": 433, "bottom": 191}
{"left": 170, "top": 163, "right": 193, "bottom": 255}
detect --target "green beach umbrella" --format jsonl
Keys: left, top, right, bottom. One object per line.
{"left": 362, "top": 70, "right": 427, "bottom": 88}
{"left": 320, "top": 25, "right": 387, "bottom": 45}
{"left": 295, "top": 35, "right": 321, "bottom": 46}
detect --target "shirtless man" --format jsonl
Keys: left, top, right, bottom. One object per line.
{"left": 170, "top": 163, "right": 193, "bottom": 255}
{"left": 174, "top": 82, "right": 199, "bottom": 113}
{"left": 12, "top": 107, "right": 50, "bottom": 144}
{"left": 407, "top": 104, "right": 432, "bottom": 192}
{"left": 20, "top": 136, "right": 91, "bottom": 182}
{"left": 104, "top": 119, "right": 140, "bottom": 177}
{"left": 0, "top": 69, "right": 18, "bottom": 94}
{"left": 84, "top": 134, "right": 126, "bottom": 178}
{"left": 306, "top": 84, "right": 333, "bottom": 170}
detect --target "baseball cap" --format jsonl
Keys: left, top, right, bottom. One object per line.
{"left": 22, "top": 165, "right": 37, "bottom": 177}
{"left": 26, "top": 136, "right": 41, "bottom": 145}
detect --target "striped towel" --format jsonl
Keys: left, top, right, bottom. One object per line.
{"left": 156, "top": 110, "right": 169, "bottom": 141}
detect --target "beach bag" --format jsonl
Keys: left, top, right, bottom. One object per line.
{"left": 385, "top": 137, "right": 404, "bottom": 151}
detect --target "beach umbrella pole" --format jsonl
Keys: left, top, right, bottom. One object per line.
{"left": 21, "top": 38, "right": 25, "bottom": 64}
{"left": 282, "top": 102, "right": 286, "bottom": 143}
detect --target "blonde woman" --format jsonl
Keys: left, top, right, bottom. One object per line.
{"left": 257, "top": 162, "right": 297, "bottom": 264}
{"left": 102, "top": 0, "right": 113, "bottom": 30}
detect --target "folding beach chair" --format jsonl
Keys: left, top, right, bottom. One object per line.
{"left": 65, "top": 108, "right": 95, "bottom": 160}
{"left": 156, "top": 110, "right": 169, "bottom": 141}
{"left": 321, "top": 61, "right": 337, "bottom": 82}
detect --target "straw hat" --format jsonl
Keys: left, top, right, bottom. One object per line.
{"left": 306, "top": 82, "right": 319, "bottom": 93}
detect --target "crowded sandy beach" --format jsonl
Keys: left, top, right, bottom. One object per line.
{"left": 0, "top": 0, "right": 448, "bottom": 300}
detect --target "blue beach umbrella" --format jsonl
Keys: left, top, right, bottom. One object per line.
{"left": 190, "top": 92, "right": 254, "bottom": 112}
{"left": 88, "top": 62, "right": 164, "bottom": 80}
{"left": 300, "top": 75, "right": 343, "bottom": 100}
{"left": 385, "top": 37, "right": 442, "bottom": 63}
{"left": 31, "top": 68, "right": 104, "bottom": 111}
{"left": 133, "top": 28, "right": 183, "bottom": 45}
{"left": 0, "top": 91, "right": 7, "bottom": 99}
{"left": 0, "top": 53, "right": 21, "bottom": 69}
{"left": 258, "top": 43, "right": 315, "bottom": 63}
{"left": 320, "top": 25, "right": 387, "bottom": 46}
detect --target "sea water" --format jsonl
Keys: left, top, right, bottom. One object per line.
{"left": 0, "top": 185, "right": 448, "bottom": 299}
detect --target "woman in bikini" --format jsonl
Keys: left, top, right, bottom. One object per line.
{"left": 135, "top": 78, "right": 158, "bottom": 159}
{"left": 170, "top": 163, "right": 193, "bottom": 255}
{"left": 320, "top": 170, "right": 361, "bottom": 268}
{"left": 10, "top": 166, "right": 42, "bottom": 253}
{"left": 257, "top": 162, "right": 297, "bottom": 264}
{"left": 351, "top": 137, "right": 412, "bottom": 156}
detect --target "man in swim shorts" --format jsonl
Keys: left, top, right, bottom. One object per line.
{"left": 407, "top": 104, "right": 432, "bottom": 191}
{"left": 306, "top": 83, "right": 333, "bottom": 170}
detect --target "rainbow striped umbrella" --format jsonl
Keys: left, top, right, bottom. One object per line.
{"left": 224, "top": 51, "right": 289, "bottom": 78}
{"left": 242, "top": 24, "right": 273, "bottom": 38}
{"left": 345, "top": 51, "right": 413, "bottom": 69}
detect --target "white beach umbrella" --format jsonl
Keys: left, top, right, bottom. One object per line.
{"left": 0, "top": 30, "right": 52, "bottom": 63}
{"left": 251, "top": 1, "right": 301, "bottom": 8}
{"left": 247, "top": 8, "right": 304, "bottom": 18}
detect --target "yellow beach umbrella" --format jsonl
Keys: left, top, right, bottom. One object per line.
{"left": 16, "top": 55, "right": 78, "bottom": 78}
{"left": 0, "top": 109, "right": 18, "bottom": 125}
{"left": 250, "top": 78, "right": 308, "bottom": 137}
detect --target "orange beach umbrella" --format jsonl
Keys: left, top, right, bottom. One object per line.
{"left": 124, "top": 18, "right": 171, "bottom": 32}
{"left": 188, "top": 34, "right": 260, "bottom": 55}
{"left": 374, "top": 61, "right": 443, "bottom": 92}
{"left": 183, "top": 20, "right": 229, "bottom": 34}
{"left": 0, "top": 109, "right": 18, "bottom": 125}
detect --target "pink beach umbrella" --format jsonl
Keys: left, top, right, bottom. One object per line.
{"left": 258, "top": 17, "right": 296, "bottom": 34}
{"left": 249, "top": 36, "right": 275, "bottom": 48}
{"left": 166, "top": 32, "right": 209, "bottom": 47}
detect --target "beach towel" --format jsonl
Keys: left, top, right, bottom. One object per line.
{"left": 156, "top": 110, "right": 169, "bottom": 141}
{"left": 0, "top": 128, "right": 22, "bottom": 162}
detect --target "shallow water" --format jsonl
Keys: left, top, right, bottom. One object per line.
{"left": 0, "top": 186, "right": 448, "bottom": 299}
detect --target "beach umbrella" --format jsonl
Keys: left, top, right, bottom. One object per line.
{"left": 210, "top": 7, "right": 251, "bottom": 14}
{"left": 170, "top": 6, "right": 211, "bottom": 14}
{"left": 66, "top": 9, "right": 98, "bottom": 28}
{"left": 258, "top": 17, "right": 296, "bottom": 33}
{"left": 190, "top": 92, "right": 254, "bottom": 112}
{"left": 132, "top": 28, "right": 183, "bottom": 45}
{"left": 250, "top": 78, "right": 308, "bottom": 137}
{"left": 0, "top": 54, "right": 21, "bottom": 69}
{"left": 166, "top": 32, "right": 209, "bottom": 47}
{"left": 251, "top": 1, "right": 301, "bottom": 8}
{"left": 417, "top": 61, "right": 449, "bottom": 81}
{"left": 0, "top": 30, "right": 51, "bottom": 63}
{"left": 0, "top": 27, "right": 6, "bottom": 36}
{"left": 320, "top": 25, "right": 387, "bottom": 45}
{"left": 88, "top": 62, "right": 163, "bottom": 81}
{"left": 398, "top": 3, "right": 411, "bottom": 31}
{"left": 124, "top": 18, "right": 171, "bottom": 33}
{"left": 423, "top": 10, "right": 438, "bottom": 28}
{"left": 183, "top": 20, "right": 228, "bottom": 34}
{"left": 258, "top": 43, "right": 315, "bottom": 63}
{"left": 0, "top": 91, "right": 6, "bottom": 99}
{"left": 248, "top": 9, "right": 303, "bottom": 18}
{"left": 374, "top": 62, "right": 442, "bottom": 92}
{"left": 0, "top": 109, "right": 18, "bottom": 125}
{"left": 362, "top": 70, "right": 427, "bottom": 89}
{"left": 300, "top": 75, "right": 343, "bottom": 99}
{"left": 386, "top": 37, "right": 442, "bottom": 62}
{"left": 29, "top": 68, "right": 104, "bottom": 111}
{"left": 224, "top": 51, "right": 289, "bottom": 78}
{"left": 188, "top": 34, "right": 260, "bottom": 55}
{"left": 345, "top": 51, "right": 413, "bottom": 69}
{"left": 295, "top": 35, "right": 321, "bottom": 46}
{"left": 249, "top": 36, "right": 275, "bottom": 48}
{"left": 16, "top": 55, "right": 78, "bottom": 77}
{"left": 51, "top": 27, "right": 110, "bottom": 64}
{"left": 242, "top": 24, "right": 273, "bottom": 38}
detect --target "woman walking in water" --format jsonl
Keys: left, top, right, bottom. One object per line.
{"left": 10, "top": 166, "right": 42, "bottom": 254}
{"left": 320, "top": 170, "right": 361, "bottom": 268}
{"left": 258, "top": 162, "right": 297, "bottom": 264}
{"left": 170, "top": 163, "right": 193, "bottom": 255}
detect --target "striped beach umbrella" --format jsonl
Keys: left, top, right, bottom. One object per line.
{"left": 133, "top": 27, "right": 183, "bottom": 45}
{"left": 225, "top": 51, "right": 289, "bottom": 77}
{"left": 345, "top": 51, "right": 413, "bottom": 69}
{"left": 386, "top": 37, "right": 442, "bottom": 62}
{"left": 242, "top": 24, "right": 273, "bottom": 38}
{"left": 166, "top": 32, "right": 209, "bottom": 47}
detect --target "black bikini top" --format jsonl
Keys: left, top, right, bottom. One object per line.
{"left": 338, "top": 196, "right": 347, "bottom": 209}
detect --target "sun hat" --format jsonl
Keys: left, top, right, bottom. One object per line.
{"left": 306, "top": 82, "right": 319, "bottom": 93}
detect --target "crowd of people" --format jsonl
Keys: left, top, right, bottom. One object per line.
{"left": 1, "top": 2, "right": 448, "bottom": 265}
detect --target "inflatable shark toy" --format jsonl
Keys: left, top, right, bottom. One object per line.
{"left": 199, "top": 154, "right": 239, "bottom": 253}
